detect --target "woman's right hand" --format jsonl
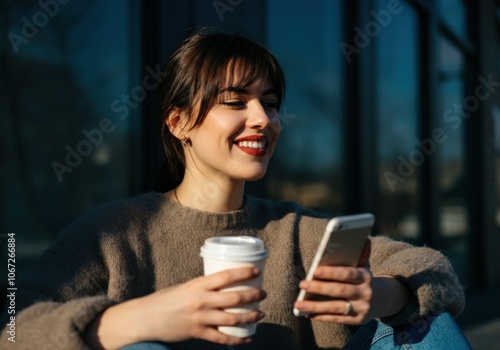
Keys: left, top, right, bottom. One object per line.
{"left": 85, "top": 267, "right": 266, "bottom": 349}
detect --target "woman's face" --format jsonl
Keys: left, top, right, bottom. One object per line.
{"left": 185, "top": 76, "right": 281, "bottom": 183}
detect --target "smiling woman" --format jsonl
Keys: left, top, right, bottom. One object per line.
{"left": 0, "top": 27, "right": 471, "bottom": 350}
{"left": 157, "top": 28, "right": 285, "bottom": 194}
{"left": 165, "top": 75, "right": 281, "bottom": 212}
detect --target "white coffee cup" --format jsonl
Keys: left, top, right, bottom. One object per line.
{"left": 200, "top": 236, "right": 268, "bottom": 338}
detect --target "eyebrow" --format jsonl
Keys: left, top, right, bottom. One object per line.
{"left": 219, "top": 87, "right": 277, "bottom": 96}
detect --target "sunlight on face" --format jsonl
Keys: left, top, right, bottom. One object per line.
{"left": 185, "top": 73, "right": 281, "bottom": 183}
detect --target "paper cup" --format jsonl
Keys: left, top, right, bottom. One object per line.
{"left": 200, "top": 236, "right": 268, "bottom": 337}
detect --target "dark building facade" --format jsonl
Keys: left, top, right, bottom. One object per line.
{"left": 1, "top": 0, "right": 500, "bottom": 316}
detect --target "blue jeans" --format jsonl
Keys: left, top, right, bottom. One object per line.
{"left": 120, "top": 311, "right": 471, "bottom": 349}
{"left": 344, "top": 310, "right": 471, "bottom": 349}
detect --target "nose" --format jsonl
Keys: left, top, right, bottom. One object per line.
{"left": 246, "top": 100, "right": 274, "bottom": 130}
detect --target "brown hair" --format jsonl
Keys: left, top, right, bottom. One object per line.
{"left": 156, "top": 27, "right": 286, "bottom": 191}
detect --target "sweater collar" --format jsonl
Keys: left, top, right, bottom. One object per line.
{"left": 151, "top": 192, "right": 257, "bottom": 230}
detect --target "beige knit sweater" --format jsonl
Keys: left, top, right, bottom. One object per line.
{"left": 0, "top": 192, "right": 465, "bottom": 349}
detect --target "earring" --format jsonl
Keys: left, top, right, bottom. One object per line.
{"left": 181, "top": 136, "right": 189, "bottom": 147}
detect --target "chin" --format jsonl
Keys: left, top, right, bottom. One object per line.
{"left": 234, "top": 166, "right": 268, "bottom": 182}
{"left": 245, "top": 173, "right": 266, "bottom": 181}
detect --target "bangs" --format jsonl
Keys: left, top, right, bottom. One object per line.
{"left": 185, "top": 31, "right": 285, "bottom": 128}
{"left": 220, "top": 56, "right": 280, "bottom": 95}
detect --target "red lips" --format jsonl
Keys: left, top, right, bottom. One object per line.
{"left": 234, "top": 134, "right": 271, "bottom": 156}
{"left": 234, "top": 134, "right": 270, "bottom": 143}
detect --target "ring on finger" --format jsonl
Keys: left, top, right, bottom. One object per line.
{"left": 343, "top": 301, "right": 353, "bottom": 315}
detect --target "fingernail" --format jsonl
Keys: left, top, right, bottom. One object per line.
{"left": 257, "top": 311, "right": 265, "bottom": 320}
{"left": 259, "top": 290, "right": 267, "bottom": 300}
{"left": 252, "top": 267, "right": 260, "bottom": 275}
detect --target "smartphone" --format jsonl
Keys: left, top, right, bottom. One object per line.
{"left": 293, "top": 213, "right": 374, "bottom": 317}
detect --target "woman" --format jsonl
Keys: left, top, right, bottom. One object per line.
{"left": 0, "top": 28, "right": 471, "bottom": 349}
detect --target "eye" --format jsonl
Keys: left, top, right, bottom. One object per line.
{"left": 221, "top": 100, "right": 246, "bottom": 109}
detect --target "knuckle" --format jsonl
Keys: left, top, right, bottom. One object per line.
{"left": 211, "top": 332, "right": 228, "bottom": 345}
{"left": 226, "top": 314, "right": 241, "bottom": 326}
{"left": 364, "top": 288, "right": 373, "bottom": 301}
{"left": 218, "top": 270, "right": 233, "bottom": 285}
{"left": 357, "top": 302, "right": 371, "bottom": 315}
{"left": 304, "top": 303, "right": 316, "bottom": 314}
{"left": 337, "top": 283, "right": 348, "bottom": 295}
{"left": 230, "top": 293, "right": 245, "bottom": 305}
{"left": 312, "top": 281, "right": 324, "bottom": 294}
{"left": 357, "top": 284, "right": 372, "bottom": 301}
{"left": 248, "top": 311, "right": 260, "bottom": 323}
{"left": 190, "top": 311, "right": 205, "bottom": 327}
{"left": 362, "top": 269, "right": 372, "bottom": 281}
{"left": 189, "top": 298, "right": 205, "bottom": 311}
{"left": 346, "top": 269, "right": 357, "bottom": 280}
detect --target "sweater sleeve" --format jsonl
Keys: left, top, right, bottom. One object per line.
{"left": 0, "top": 212, "right": 119, "bottom": 350}
{"left": 369, "top": 235, "right": 465, "bottom": 326}
{"left": 1, "top": 296, "right": 117, "bottom": 350}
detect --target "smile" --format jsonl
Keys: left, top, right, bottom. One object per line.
{"left": 233, "top": 136, "right": 270, "bottom": 156}
{"left": 237, "top": 141, "right": 266, "bottom": 149}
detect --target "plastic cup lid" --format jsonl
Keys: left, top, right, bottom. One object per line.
{"left": 200, "top": 236, "right": 268, "bottom": 262}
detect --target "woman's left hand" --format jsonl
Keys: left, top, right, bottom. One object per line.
{"left": 293, "top": 265, "right": 375, "bottom": 324}
{"left": 294, "top": 239, "right": 412, "bottom": 324}
{"left": 293, "top": 266, "right": 412, "bottom": 325}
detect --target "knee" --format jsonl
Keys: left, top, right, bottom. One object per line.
{"left": 395, "top": 310, "right": 464, "bottom": 345}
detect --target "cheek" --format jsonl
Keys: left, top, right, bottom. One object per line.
{"left": 211, "top": 116, "right": 246, "bottom": 141}
{"left": 195, "top": 114, "right": 235, "bottom": 136}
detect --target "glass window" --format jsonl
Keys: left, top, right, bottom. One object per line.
{"left": 0, "top": 1, "right": 140, "bottom": 279}
{"left": 375, "top": 1, "right": 420, "bottom": 241}
{"left": 493, "top": 106, "right": 500, "bottom": 227}
{"left": 438, "top": 0, "right": 466, "bottom": 40}
{"left": 265, "top": 0, "right": 344, "bottom": 213}
{"left": 435, "top": 36, "right": 468, "bottom": 281}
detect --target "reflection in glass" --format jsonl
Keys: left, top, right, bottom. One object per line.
{"left": 436, "top": 36, "right": 468, "bottom": 281}
{"left": 265, "top": 0, "right": 344, "bottom": 213}
{"left": 376, "top": 1, "right": 419, "bottom": 240}
{"left": 0, "top": 1, "right": 139, "bottom": 280}
{"left": 493, "top": 106, "right": 500, "bottom": 230}
{"left": 439, "top": 0, "right": 466, "bottom": 40}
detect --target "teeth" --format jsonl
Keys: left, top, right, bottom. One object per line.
{"left": 237, "top": 141, "right": 266, "bottom": 149}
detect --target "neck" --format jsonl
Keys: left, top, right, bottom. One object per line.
{"left": 172, "top": 171, "right": 245, "bottom": 213}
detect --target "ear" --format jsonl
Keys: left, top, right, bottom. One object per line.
{"left": 165, "top": 107, "right": 189, "bottom": 139}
